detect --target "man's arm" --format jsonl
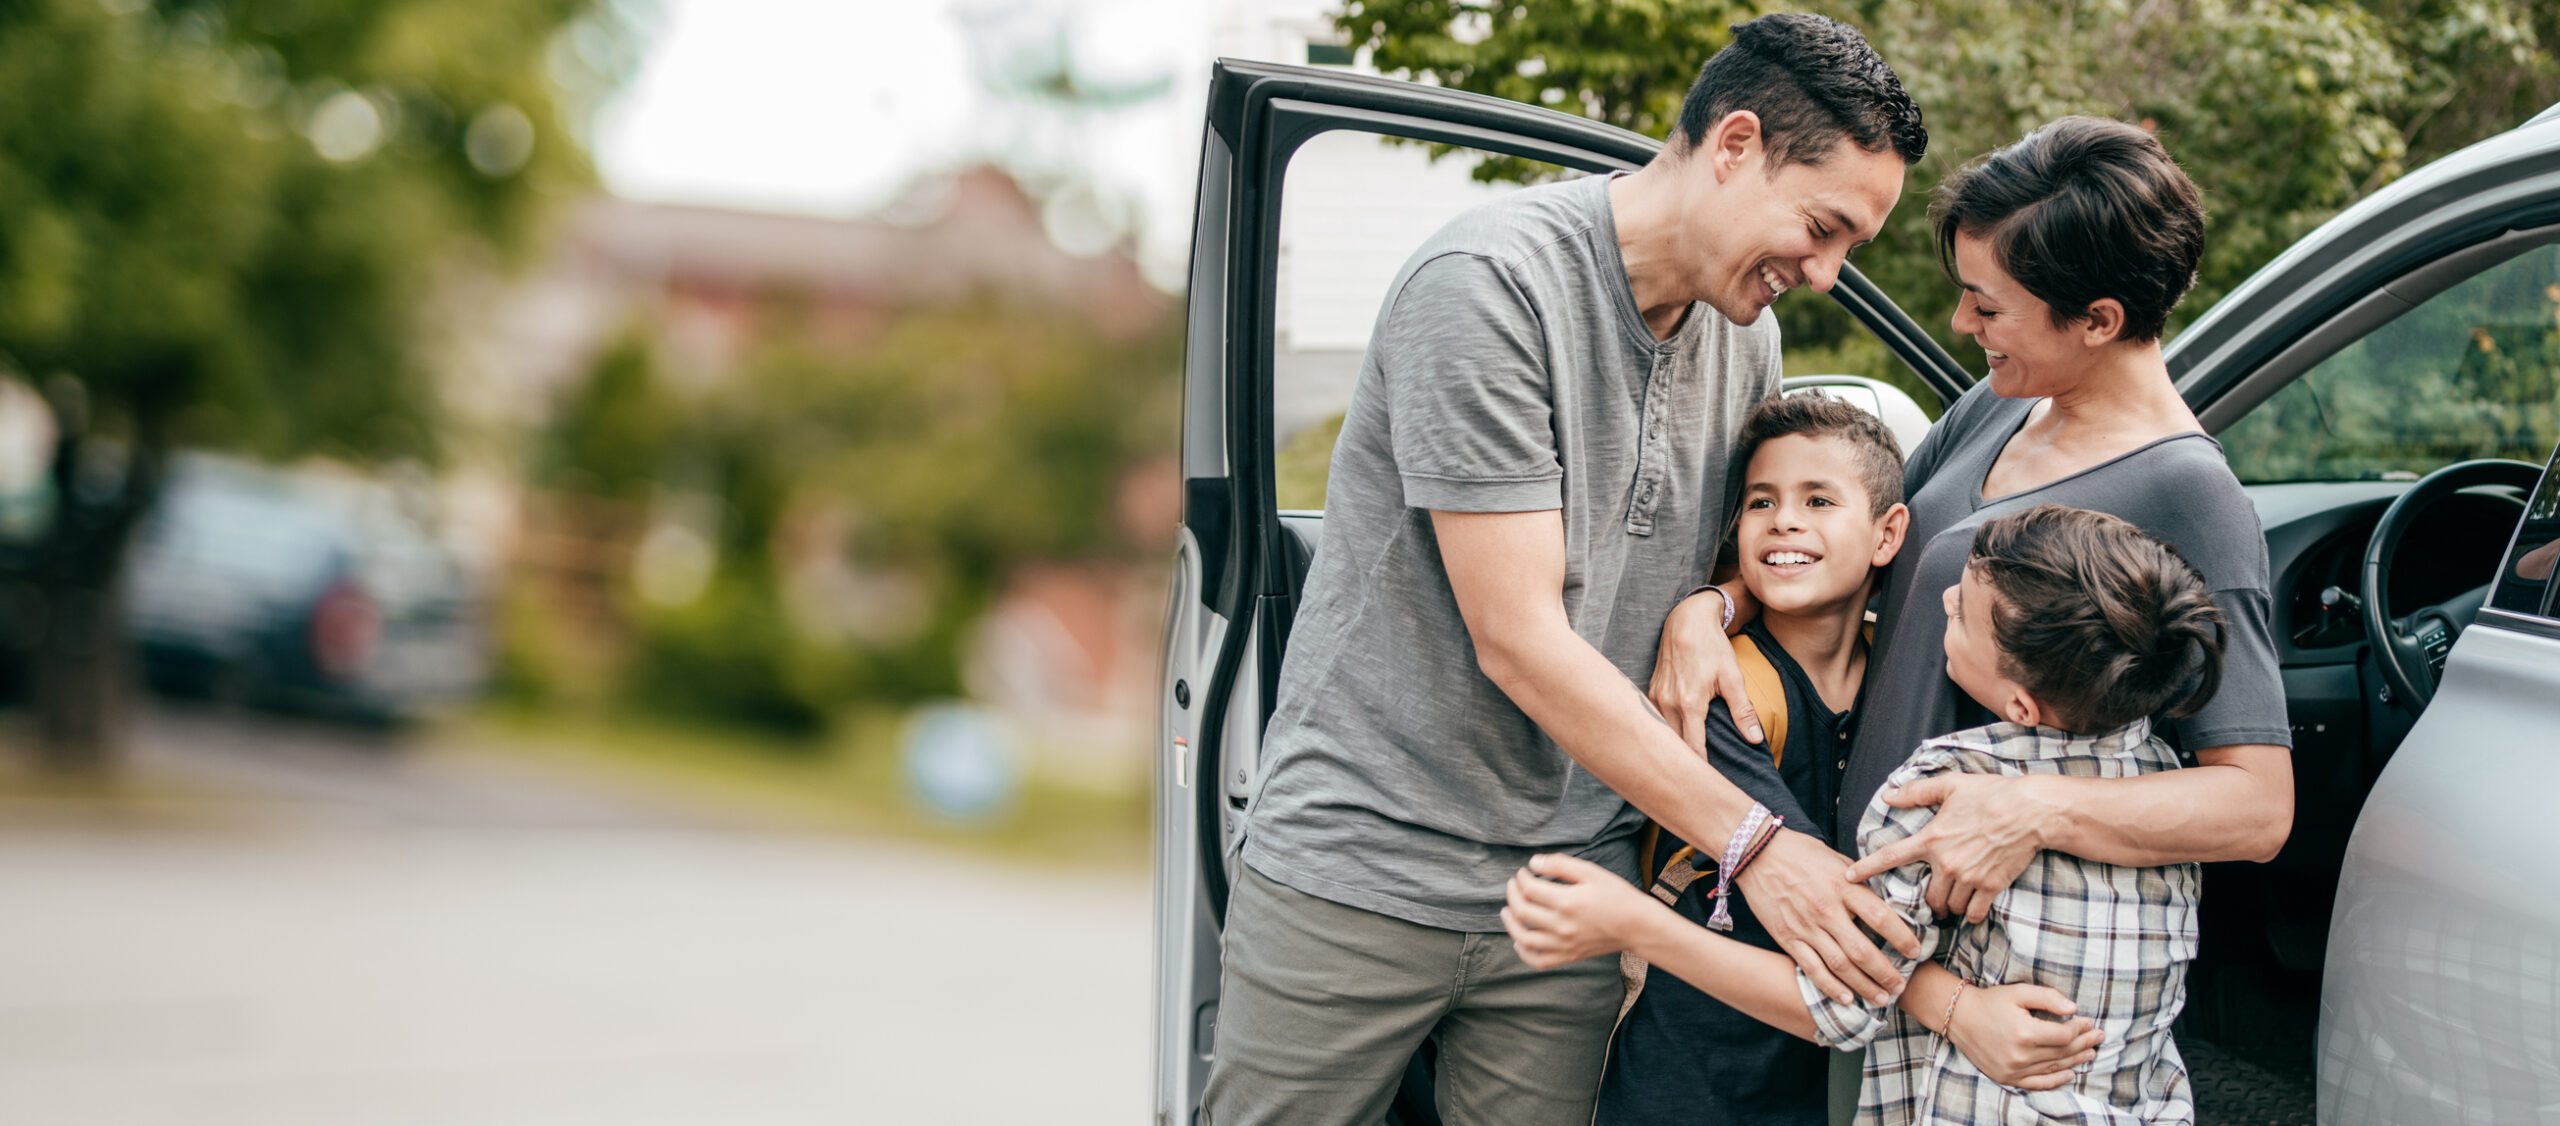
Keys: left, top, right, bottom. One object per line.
{"left": 1433, "top": 508, "right": 1919, "bottom": 1004}
{"left": 1844, "top": 745, "right": 2292, "bottom": 923}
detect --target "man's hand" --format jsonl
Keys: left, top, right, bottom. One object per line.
{"left": 1501, "top": 854, "right": 1667, "bottom": 969}
{"left": 1735, "top": 831, "right": 1922, "bottom": 1006}
{"left": 1649, "top": 587, "right": 1762, "bottom": 749}
{"left": 1945, "top": 982, "right": 2102, "bottom": 1089}
{"left": 1843, "top": 774, "right": 2057, "bottom": 924}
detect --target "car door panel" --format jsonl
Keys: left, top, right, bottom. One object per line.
{"left": 2318, "top": 620, "right": 2560, "bottom": 1123}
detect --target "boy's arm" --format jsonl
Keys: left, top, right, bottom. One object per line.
{"left": 1436, "top": 508, "right": 1920, "bottom": 1005}
{"left": 1696, "top": 697, "right": 1817, "bottom": 834}
{"left": 1898, "top": 961, "right": 2102, "bottom": 1089}
{"left": 1502, "top": 854, "right": 1821, "bottom": 1041}
{"left": 1793, "top": 793, "right": 1942, "bottom": 1050}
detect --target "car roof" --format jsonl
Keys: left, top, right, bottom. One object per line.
{"left": 2166, "top": 101, "right": 2560, "bottom": 408}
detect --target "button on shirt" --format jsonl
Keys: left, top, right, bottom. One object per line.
{"left": 1802, "top": 719, "right": 2200, "bottom": 1126}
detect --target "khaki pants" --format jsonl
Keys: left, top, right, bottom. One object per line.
{"left": 1201, "top": 864, "right": 1621, "bottom": 1126}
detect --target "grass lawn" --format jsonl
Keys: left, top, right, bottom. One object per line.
{"left": 455, "top": 705, "right": 1151, "bottom": 871}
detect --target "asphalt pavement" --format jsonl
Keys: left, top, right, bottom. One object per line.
{"left": 0, "top": 706, "right": 1151, "bottom": 1125}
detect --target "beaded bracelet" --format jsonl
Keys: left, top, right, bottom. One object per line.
{"left": 1705, "top": 803, "right": 1772, "bottom": 931}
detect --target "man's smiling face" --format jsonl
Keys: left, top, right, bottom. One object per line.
{"left": 1677, "top": 120, "right": 1906, "bottom": 327}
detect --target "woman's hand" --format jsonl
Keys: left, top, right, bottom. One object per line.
{"left": 1844, "top": 773, "right": 2060, "bottom": 923}
{"left": 1943, "top": 981, "right": 2102, "bottom": 1090}
{"left": 1501, "top": 854, "right": 1669, "bottom": 969}
{"left": 1649, "top": 586, "right": 1764, "bottom": 749}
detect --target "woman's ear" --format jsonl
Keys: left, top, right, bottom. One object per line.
{"left": 2079, "top": 297, "right": 2128, "bottom": 347}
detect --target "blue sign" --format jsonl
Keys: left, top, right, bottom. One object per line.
{"left": 900, "top": 703, "right": 1020, "bottom": 823}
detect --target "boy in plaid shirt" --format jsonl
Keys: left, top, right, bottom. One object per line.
{"left": 1507, "top": 504, "right": 2227, "bottom": 1125}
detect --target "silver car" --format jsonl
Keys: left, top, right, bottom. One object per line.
{"left": 1155, "top": 59, "right": 2560, "bottom": 1124}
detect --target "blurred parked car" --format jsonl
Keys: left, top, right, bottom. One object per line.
{"left": 1157, "top": 60, "right": 2560, "bottom": 1125}
{"left": 126, "top": 455, "right": 487, "bottom": 724}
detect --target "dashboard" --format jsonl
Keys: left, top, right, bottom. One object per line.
{"left": 2254, "top": 483, "right": 2527, "bottom": 664}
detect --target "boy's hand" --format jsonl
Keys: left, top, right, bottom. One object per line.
{"left": 1650, "top": 587, "right": 1764, "bottom": 747}
{"left": 1738, "top": 832, "right": 1920, "bottom": 1007}
{"left": 1846, "top": 773, "right": 2057, "bottom": 924}
{"left": 1501, "top": 854, "right": 1666, "bottom": 969}
{"left": 1943, "top": 981, "right": 2102, "bottom": 1090}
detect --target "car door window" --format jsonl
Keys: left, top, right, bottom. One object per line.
{"left": 2220, "top": 243, "right": 2560, "bottom": 483}
{"left": 1272, "top": 135, "right": 1528, "bottom": 511}
{"left": 2490, "top": 439, "right": 2560, "bottom": 618}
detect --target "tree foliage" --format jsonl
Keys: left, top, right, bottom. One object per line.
{"left": 532, "top": 295, "right": 1180, "bottom": 736}
{"left": 1334, "top": 0, "right": 2560, "bottom": 391}
{"left": 0, "top": 0, "right": 624, "bottom": 461}
{"left": 0, "top": 0, "right": 631, "bottom": 761}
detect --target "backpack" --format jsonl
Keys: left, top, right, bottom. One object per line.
{"left": 1632, "top": 631, "right": 1792, "bottom": 914}
{"left": 1618, "top": 625, "right": 1866, "bottom": 1018}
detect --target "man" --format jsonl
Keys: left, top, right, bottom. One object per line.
{"left": 1201, "top": 14, "right": 1928, "bottom": 1125}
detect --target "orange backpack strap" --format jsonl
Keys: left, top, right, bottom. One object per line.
{"left": 1729, "top": 633, "right": 1790, "bottom": 765}
{"left": 1623, "top": 635, "right": 1795, "bottom": 1016}
{"left": 1635, "top": 634, "right": 1791, "bottom": 900}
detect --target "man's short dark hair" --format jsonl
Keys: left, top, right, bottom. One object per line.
{"left": 1734, "top": 392, "right": 1906, "bottom": 517}
{"left": 1672, "top": 13, "right": 1926, "bottom": 169}
{"left": 1968, "top": 505, "right": 2228, "bottom": 734}
{"left": 1930, "top": 116, "right": 2205, "bottom": 343}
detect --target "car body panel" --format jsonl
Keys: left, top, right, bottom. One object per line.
{"left": 2317, "top": 617, "right": 2560, "bottom": 1124}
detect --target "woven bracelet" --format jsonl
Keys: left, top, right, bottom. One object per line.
{"left": 1706, "top": 804, "right": 1771, "bottom": 931}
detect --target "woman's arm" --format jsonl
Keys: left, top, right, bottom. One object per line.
{"left": 1844, "top": 745, "right": 2291, "bottom": 923}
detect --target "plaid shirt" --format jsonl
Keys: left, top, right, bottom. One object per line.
{"left": 1796, "top": 719, "right": 2201, "bottom": 1125}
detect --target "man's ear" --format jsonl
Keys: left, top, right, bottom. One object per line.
{"left": 1870, "top": 502, "right": 1911, "bottom": 567}
{"left": 1706, "top": 109, "right": 1764, "bottom": 183}
{"left": 2079, "top": 297, "right": 2128, "bottom": 347}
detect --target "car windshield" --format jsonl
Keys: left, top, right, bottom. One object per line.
{"left": 2218, "top": 242, "right": 2560, "bottom": 484}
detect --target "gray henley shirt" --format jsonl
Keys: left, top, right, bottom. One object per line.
{"left": 1239, "top": 173, "right": 1781, "bottom": 932}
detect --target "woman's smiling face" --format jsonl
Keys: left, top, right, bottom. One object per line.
{"left": 1946, "top": 230, "right": 2094, "bottom": 400}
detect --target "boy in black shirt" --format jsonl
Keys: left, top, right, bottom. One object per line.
{"left": 1593, "top": 393, "right": 1908, "bottom": 1125}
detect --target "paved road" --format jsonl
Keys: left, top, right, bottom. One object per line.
{"left": 0, "top": 708, "right": 1152, "bottom": 1125}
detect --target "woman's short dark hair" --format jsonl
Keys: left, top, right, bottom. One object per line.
{"left": 1673, "top": 13, "right": 1926, "bottom": 169}
{"left": 1967, "top": 505, "right": 2227, "bottom": 733}
{"left": 1930, "top": 117, "right": 2204, "bottom": 343}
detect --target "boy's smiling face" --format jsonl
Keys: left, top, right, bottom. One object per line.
{"left": 1736, "top": 433, "right": 1908, "bottom": 620}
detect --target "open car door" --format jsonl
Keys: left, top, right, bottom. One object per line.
{"left": 1152, "top": 58, "right": 1969, "bottom": 1125}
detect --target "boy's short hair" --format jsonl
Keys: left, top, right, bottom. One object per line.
{"left": 1968, "top": 505, "right": 2227, "bottom": 732}
{"left": 1734, "top": 392, "right": 1906, "bottom": 517}
{"left": 1672, "top": 13, "right": 1927, "bottom": 169}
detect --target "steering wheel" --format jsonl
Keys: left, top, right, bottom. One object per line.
{"left": 2361, "top": 458, "right": 2543, "bottom": 713}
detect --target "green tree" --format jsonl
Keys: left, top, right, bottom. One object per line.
{"left": 1333, "top": 0, "right": 2560, "bottom": 398}
{"left": 0, "top": 0, "right": 631, "bottom": 765}
{"left": 564, "top": 294, "right": 1179, "bottom": 738}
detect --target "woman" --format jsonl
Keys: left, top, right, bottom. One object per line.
{"left": 1653, "top": 116, "right": 2295, "bottom": 1084}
